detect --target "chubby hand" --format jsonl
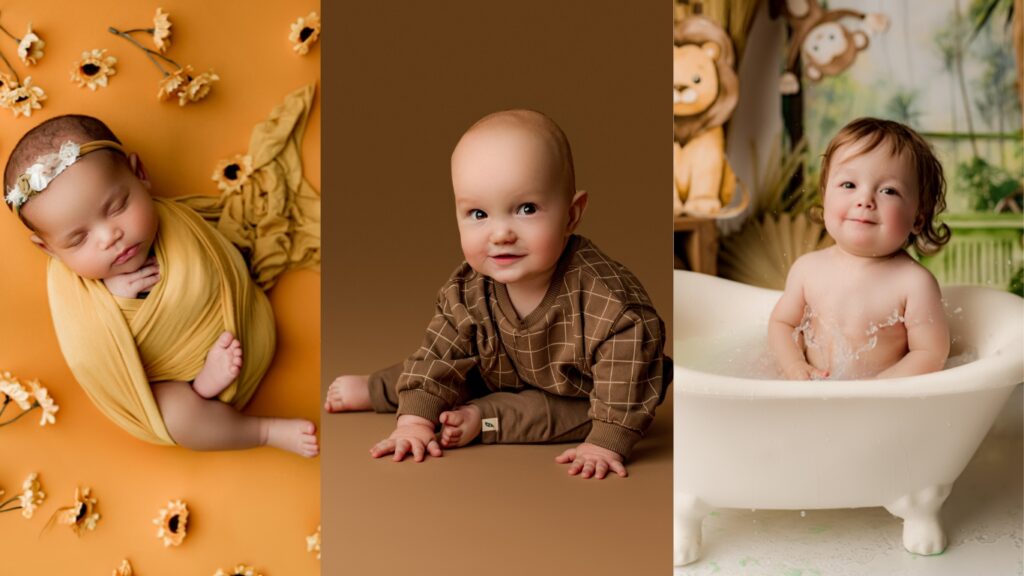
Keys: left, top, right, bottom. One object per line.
{"left": 782, "top": 361, "right": 829, "bottom": 381}
{"left": 370, "top": 414, "right": 442, "bottom": 462}
{"left": 555, "top": 442, "right": 627, "bottom": 479}
{"left": 104, "top": 256, "right": 160, "bottom": 298}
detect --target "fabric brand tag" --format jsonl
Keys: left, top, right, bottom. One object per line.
{"left": 481, "top": 417, "right": 499, "bottom": 432}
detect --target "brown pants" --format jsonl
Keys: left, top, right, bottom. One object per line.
{"left": 368, "top": 363, "right": 592, "bottom": 444}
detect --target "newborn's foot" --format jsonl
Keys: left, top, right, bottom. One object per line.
{"left": 263, "top": 418, "right": 319, "bottom": 458}
{"left": 193, "top": 331, "right": 243, "bottom": 398}
{"left": 439, "top": 404, "right": 482, "bottom": 448}
{"left": 324, "top": 375, "right": 372, "bottom": 412}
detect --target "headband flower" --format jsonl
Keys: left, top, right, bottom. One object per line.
{"left": 5, "top": 141, "right": 80, "bottom": 209}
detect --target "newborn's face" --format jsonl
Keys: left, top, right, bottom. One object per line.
{"left": 22, "top": 151, "right": 157, "bottom": 281}
{"left": 451, "top": 124, "right": 573, "bottom": 290}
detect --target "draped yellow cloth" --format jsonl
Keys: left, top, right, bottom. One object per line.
{"left": 178, "top": 83, "right": 321, "bottom": 290}
{"left": 48, "top": 199, "right": 276, "bottom": 445}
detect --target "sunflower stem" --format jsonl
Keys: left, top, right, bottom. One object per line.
{"left": 0, "top": 23, "right": 19, "bottom": 43}
{"left": 0, "top": 496, "right": 18, "bottom": 509}
{"left": 0, "top": 48, "right": 20, "bottom": 83}
{"left": 108, "top": 26, "right": 177, "bottom": 76}
{"left": 121, "top": 27, "right": 156, "bottom": 35}
{"left": 0, "top": 396, "right": 9, "bottom": 418}
{"left": 0, "top": 402, "right": 37, "bottom": 427}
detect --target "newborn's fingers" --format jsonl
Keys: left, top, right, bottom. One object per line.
{"left": 370, "top": 439, "right": 394, "bottom": 458}
{"left": 412, "top": 439, "right": 425, "bottom": 462}
{"left": 567, "top": 458, "right": 584, "bottom": 476}
{"left": 393, "top": 439, "right": 410, "bottom": 462}
{"left": 595, "top": 461, "right": 608, "bottom": 479}
{"left": 581, "top": 460, "right": 596, "bottom": 479}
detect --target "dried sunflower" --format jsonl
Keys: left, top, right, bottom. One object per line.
{"left": 0, "top": 375, "right": 31, "bottom": 410}
{"left": 71, "top": 49, "right": 117, "bottom": 91}
{"left": 213, "top": 565, "right": 261, "bottom": 576}
{"left": 156, "top": 65, "right": 191, "bottom": 101}
{"left": 153, "top": 8, "right": 172, "bottom": 52}
{"left": 16, "top": 24, "right": 44, "bottom": 65}
{"left": 18, "top": 472, "right": 45, "bottom": 518}
{"left": 112, "top": 559, "right": 133, "bottom": 576}
{"left": 58, "top": 486, "right": 100, "bottom": 534}
{"left": 306, "top": 525, "right": 321, "bottom": 560}
{"left": 176, "top": 69, "right": 219, "bottom": 106}
{"left": 26, "top": 379, "right": 58, "bottom": 426}
{"left": 6, "top": 76, "right": 45, "bottom": 118}
{"left": 153, "top": 499, "right": 189, "bottom": 547}
{"left": 289, "top": 12, "right": 320, "bottom": 55}
{"left": 212, "top": 155, "right": 254, "bottom": 193}
{"left": 0, "top": 72, "right": 16, "bottom": 103}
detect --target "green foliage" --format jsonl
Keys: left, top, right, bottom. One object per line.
{"left": 1010, "top": 266, "right": 1024, "bottom": 296}
{"left": 956, "top": 157, "right": 1022, "bottom": 211}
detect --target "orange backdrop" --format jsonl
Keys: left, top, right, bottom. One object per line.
{"left": 0, "top": 1, "right": 320, "bottom": 574}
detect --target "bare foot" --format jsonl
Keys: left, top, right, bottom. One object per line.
{"left": 324, "top": 375, "right": 372, "bottom": 412}
{"left": 439, "top": 404, "right": 482, "bottom": 448}
{"left": 193, "top": 331, "right": 243, "bottom": 398}
{"left": 262, "top": 418, "right": 319, "bottom": 458}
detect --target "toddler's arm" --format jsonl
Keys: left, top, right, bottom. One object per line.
{"left": 768, "top": 259, "right": 828, "bottom": 380}
{"left": 875, "top": 271, "right": 949, "bottom": 379}
{"left": 103, "top": 256, "right": 160, "bottom": 298}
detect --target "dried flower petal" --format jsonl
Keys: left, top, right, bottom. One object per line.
{"left": 153, "top": 499, "right": 189, "bottom": 546}
{"left": 289, "top": 12, "right": 321, "bottom": 56}
{"left": 71, "top": 49, "right": 117, "bottom": 91}
{"left": 17, "top": 24, "right": 45, "bottom": 66}
{"left": 153, "top": 8, "right": 172, "bottom": 52}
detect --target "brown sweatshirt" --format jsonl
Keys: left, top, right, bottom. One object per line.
{"left": 395, "top": 235, "right": 666, "bottom": 457}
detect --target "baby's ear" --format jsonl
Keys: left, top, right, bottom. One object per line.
{"left": 566, "top": 189, "right": 589, "bottom": 234}
{"left": 29, "top": 234, "right": 55, "bottom": 257}
{"left": 129, "top": 153, "right": 151, "bottom": 188}
{"left": 913, "top": 211, "right": 926, "bottom": 234}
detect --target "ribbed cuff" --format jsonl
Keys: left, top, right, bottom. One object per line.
{"left": 396, "top": 389, "right": 449, "bottom": 424}
{"left": 585, "top": 420, "right": 643, "bottom": 459}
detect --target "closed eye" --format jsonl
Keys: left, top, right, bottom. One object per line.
{"left": 65, "top": 233, "right": 86, "bottom": 248}
{"left": 108, "top": 195, "right": 128, "bottom": 215}
{"left": 515, "top": 203, "right": 537, "bottom": 216}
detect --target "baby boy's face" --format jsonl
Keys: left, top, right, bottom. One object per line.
{"left": 21, "top": 150, "right": 158, "bottom": 281}
{"left": 451, "top": 123, "right": 579, "bottom": 290}
{"left": 823, "top": 139, "right": 920, "bottom": 258}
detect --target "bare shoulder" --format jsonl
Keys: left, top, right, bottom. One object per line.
{"left": 893, "top": 253, "right": 941, "bottom": 293}
{"left": 786, "top": 248, "right": 832, "bottom": 286}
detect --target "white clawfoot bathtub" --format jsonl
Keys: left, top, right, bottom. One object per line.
{"left": 673, "top": 270, "right": 1024, "bottom": 566}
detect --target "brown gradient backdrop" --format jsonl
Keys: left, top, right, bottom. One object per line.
{"left": 322, "top": 2, "right": 672, "bottom": 574}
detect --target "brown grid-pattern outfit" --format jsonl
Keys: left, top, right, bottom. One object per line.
{"left": 368, "top": 235, "right": 667, "bottom": 458}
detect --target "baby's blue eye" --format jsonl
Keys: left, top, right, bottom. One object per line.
{"left": 468, "top": 209, "right": 487, "bottom": 220}
{"left": 516, "top": 203, "right": 537, "bottom": 216}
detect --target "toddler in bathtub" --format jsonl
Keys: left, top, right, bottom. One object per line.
{"left": 769, "top": 117, "right": 950, "bottom": 380}
{"left": 326, "top": 109, "right": 668, "bottom": 479}
{"left": 4, "top": 114, "right": 318, "bottom": 457}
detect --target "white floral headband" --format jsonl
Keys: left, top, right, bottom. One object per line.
{"left": 5, "top": 139, "right": 124, "bottom": 221}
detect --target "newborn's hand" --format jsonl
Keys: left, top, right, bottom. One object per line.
{"left": 555, "top": 442, "right": 627, "bottom": 479}
{"left": 103, "top": 256, "right": 160, "bottom": 298}
{"left": 783, "top": 361, "right": 829, "bottom": 381}
{"left": 370, "top": 414, "right": 442, "bottom": 462}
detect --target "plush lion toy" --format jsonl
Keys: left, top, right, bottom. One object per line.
{"left": 673, "top": 15, "right": 746, "bottom": 218}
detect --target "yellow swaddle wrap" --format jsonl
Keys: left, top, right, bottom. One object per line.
{"left": 48, "top": 199, "right": 275, "bottom": 445}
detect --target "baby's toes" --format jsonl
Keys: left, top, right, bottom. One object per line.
{"left": 216, "top": 331, "right": 234, "bottom": 348}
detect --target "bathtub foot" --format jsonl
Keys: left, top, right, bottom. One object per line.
{"left": 674, "top": 493, "right": 709, "bottom": 566}
{"left": 884, "top": 484, "right": 952, "bottom": 556}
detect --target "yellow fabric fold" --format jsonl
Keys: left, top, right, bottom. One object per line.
{"left": 178, "top": 83, "right": 321, "bottom": 290}
{"left": 48, "top": 199, "right": 276, "bottom": 445}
